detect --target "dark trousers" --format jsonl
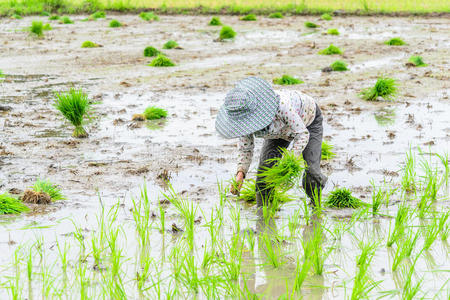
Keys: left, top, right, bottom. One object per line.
{"left": 255, "top": 104, "right": 327, "bottom": 207}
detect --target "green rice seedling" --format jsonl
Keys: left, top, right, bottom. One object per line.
{"left": 371, "top": 181, "right": 385, "bottom": 215}
{"left": 260, "top": 231, "right": 284, "bottom": 268}
{"left": 259, "top": 149, "right": 306, "bottom": 190}
{"left": 419, "top": 155, "right": 440, "bottom": 202}
{"left": 81, "top": 40, "right": 100, "bottom": 48}
{"left": 109, "top": 19, "right": 122, "bottom": 27}
{"left": 438, "top": 212, "right": 449, "bottom": 240}
{"left": 408, "top": 56, "right": 427, "bottom": 67}
{"left": 293, "top": 254, "right": 312, "bottom": 291}
{"left": 303, "top": 222, "right": 330, "bottom": 275}
{"left": 387, "top": 203, "right": 410, "bottom": 247}
{"left": 318, "top": 44, "right": 343, "bottom": 55}
{"left": 163, "top": 40, "right": 178, "bottom": 49}
{"left": 60, "top": 16, "right": 73, "bottom": 24}
{"left": 269, "top": 12, "right": 284, "bottom": 18}
{"left": 321, "top": 13, "right": 332, "bottom": 20}
{"left": 43, "top": 23, "right": 52, "bottom": 30}
{"left": 143, "top": 46, "right": 160, "bottom": 57}
{"left": 304, "top": 21, "right": 318, "bottom": 28}
{"left": 140, "top": 11, "right": 159, "bottom": 21}
{"left": 325, "top": 187, "right": 364, "bottom": 208}
{"left": 273, "top": 75, "right": 303, "bottom": 85}
{"left": 385, "top": 37, "right": 406, "bottom": 46}
{"left": 149, "top": 54, "right": 175, "bottom": 67}
{"left": 56, "top": 239, "right": 69, "bottom": 275}
{"left": 392, "top": 229, "right": 419, "bottom": 271}
{"left": 356, "top": 240, "right": 378, "bottom": 267}
{"left": 0, "top": 193, "right": 29, "bottom": 214}
{"left": 330, "top": 60, "right": 348, "bottom": 71}
{"left": 90, "top": 11, "right": 105, "bottom": 19}
{"left": 241, "top": 14, "right": 257, "bottom": 21}
{"left": 401, "top": 148, "right": 416, "bottom": 193}
{"left": 359, "top": 76, "right": 398, "bottom": 101}
{"left": 209, "top": 16, "right": 222, "bottom": 25}
{"left": 29, "top": 20, "right": 44, "bottom": 37}
{"left": 49, "top": 15, "right": 59, "bottom": 20}
{"left": 0, "top": 69, "right": 4, "bottom": 78}
{"left": 32, "top": 179, "right": 65, "bottom": 200}
{"left": 132, "top": 191, "right": 151, "bottom": 248}
{"left": 321, "top": 140, "right": 336, "bottom": 159}
{"left": 327, "top": 28, "right": 340, "bottom": 35}
{"left": 219, "top": 26, "right": 236, "bottom": 40}
{"left": 143, "top": 106, "right": 167, "bottom": 120}
{"left": 26, "top": 247, "right": 33, "bottom": 282}
{"left": 12, "top": 13, "right": 22, "bottom": 19}
{"left": 54, "top": 89, "right": 91, "bottom": 138}
{"left": 435, "top": 152, "right": 449, "bottom": 186}
{"left": 423, "top": 216, "right": 440, "bottom": 250}
{"left": 351, "top": 241, "right": 380, "bottom": 300}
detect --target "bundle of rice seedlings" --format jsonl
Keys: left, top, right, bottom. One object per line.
{"left": 81, "top": 41, "right": 100, "bottom": 48}
{"left": 143, "top": 106, "right": 167, "bottom": 120}
{"left": 0, "top": 193, "right": 29, "bottom": 214}
{"left": 41, "top": 11, "right": 50, "bottom": 16}
{"left": 49, "top": 15, "right": 59, "bottom": 20}
{"left": 22, "top": 190, "right": 51, "bottom": 204}
{"left": 359, "top": 77, "right": 398, "bottom": 101}
{"left": 32, "top": 179, "right": 65, "bottom": 201}
{"left": 305, "top": 21, "right": 319, "bottom": 28}
{"left": 325, "top": 188, "right": 363, "bottom": 208}
{"left": 43, "top": 23, "right": 52, "bottom": 30}
{"left": 241, "top": 14, "right": 257, "bottom": 21}
{"left": 318, "top": 44, "right": 343, "bottom": 55}
{"left": 408, "top": 56, "right": 427, "bottom": 67}
{"left": 12, "top": 14, "right": 22, "bottom": 19}
{"left": 60, "top": 16, "right": 74, "bottom": 24}
{"left": 148, "top": 54, "right": 175, "bottom": 67}
{"left": 321, "top": 13, "right": 332, "bottom": 20}
{"left": 259, "top": 149, "right": 306, "bottom": 190}
{"left": 140, "top": 12, "right": 159, "bottom": 21}
{"left": 163, "top": 40, "right": 179, "bottom": 49}
{"left": 321, "top": 140, "right": 336, "bottom": 160}
{"left": 143, "top": 46, "right": 160, "bottom": 57}
{"left": 219, "top": 26, "right": 236, "bottom": 40}
{"left": 236, "top": 179, "right": 295, "bottom": 204}
{"left": 209, "top": 16, "right": 222, "bottom": 25}
{"left": 327, "top": 28, "right": 339, "bottom": 35}
{"left": 30, "top": 20, "right": 44, "bottom": 37}
{"left": 54, "top": 88, "right": 91, "bottom": 138}
{"left": 384, "top": 38, "right": 406, "bottom": 46}
{"left": 273, "top": 75, "right": 304, "bottom": 85}
{"left": 268, "top": 12, "right": 284, "bottom": 18}
{"left": 90, "top": 11, "right": 105, "bottom": 19}
{"left": 330, "top": 60, "right": 348, "bottom": 71}
{"left": 109, "top": 19, "right": 122, "bottom": 27}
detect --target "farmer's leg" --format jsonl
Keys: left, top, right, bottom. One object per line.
{"left": 256, "top": 138, "right": 291, "bottom": 207}
{"left": 302, "top": 104, "right": 328, "bottom": 204}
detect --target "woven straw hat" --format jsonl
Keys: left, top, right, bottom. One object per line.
{"left": 215, "top": 77, "right": 279, "bottom": 139}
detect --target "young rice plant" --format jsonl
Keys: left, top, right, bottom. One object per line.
{"left": 219, "top": 26, "right": 236, "bottom": 40}
{"left": 81, "top": 41, "right": 100, "bottom": 48}
{"left": 273, "top": 75, "right": 303, "bottom": 85}
{"left": 385, "top": 38, "right": 406, "bottom": 46}
{"left": 109, "top": 20, "right": 122, "bottom": 27}
{"left": 325, "top": 187, "right": 364, "bottom": 208}
{"left": 330, "top": 60, "right": 348, "bottom": 71}
{"left": 163, "top": 40, "right": 179, "bottom": 49}
{"left": 148, "top": 55, "right": 175, "bottom": 67}
{"left": 208, "top": 16, "right": 222, "bottom": 25}
{"left": 240, "top": 14, "right": 256, "bottom": 21}
{"left": 0, "top": 193, "right": 29, "bottom": 214}
{"left": 359, "top": 77, "right": 398, "bottom": 101}
{"left": 143, "top": 106, "right": 167, "bottom": 120}
{"left": 408, "top": 56, "right": 427, "bottom": 67}
{"left": 321, "top": 140, "right": 336, "bottom": 160}
{"left": 140, "top": 12, "right": 159, "bottom": 21}
{"left": 30, "top": 20, "right": 44, "bottom": 37}
{"left": 318, "top": 44, "right": 343, "bottom": 55}
{"left": 268, "top": 12, "right": 283, "bottom": 18}
{"left": 32, "top": 179, "right": 65, "bottom": 201}
{"left": 304, "top": 21, "right": 318, "bottom": 28}
{"left": 327, "top": 28, "right": 340, "bottom": 35}
{"left": 321, "top": 13, "right": 332, "bottom": 20}
{"left": 144, "top": 46, "right": 160, "bottom": 57}
{"left": 54, "top": 88, "right": 91, "bottom": 138}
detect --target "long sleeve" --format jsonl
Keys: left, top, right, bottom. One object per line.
{"left": 237, "top": 134, "right": 254, "bottom": 175}
{"left": 280, "top": 100, "right": 310, "bottom": 157}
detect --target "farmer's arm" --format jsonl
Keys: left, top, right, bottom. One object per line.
{"left": 231, "top": 134, "right": 254, "bottom": 194}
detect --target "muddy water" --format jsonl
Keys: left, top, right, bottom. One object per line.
{"left": 0, "top": 14, "right": 449, "bottom": 298}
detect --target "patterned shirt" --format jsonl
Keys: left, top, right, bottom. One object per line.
{"left": 237, "top": 90, "right": 317, "bottom": 175}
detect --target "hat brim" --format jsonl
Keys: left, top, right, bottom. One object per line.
{"left": 215, "top": 77, "right": 279, "bottom": 139}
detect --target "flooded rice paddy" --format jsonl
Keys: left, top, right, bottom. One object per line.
{"left": 0, "top": 14, "right": 449, "bottom": 299}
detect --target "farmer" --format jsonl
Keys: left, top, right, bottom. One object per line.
{"left": 215, "top": 77, "right": 327, "bottom": 207}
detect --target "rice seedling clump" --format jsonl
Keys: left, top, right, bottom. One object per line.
{"left": 209, "top": 16, "right": 222, "bottom": 25}
{"left": 43, "top": 23, "right": 52, "bottom": 30}
{"left": 385, "top": 38, "right": 406, "bottom": 46}
{"left": 140, "top": 11, "right": 159, "bottom": 21}
{"left": 318, "top": 44, "right": 343, "bottom": 55}
{"left": 321, "top": 140, "right": 336, "bottom": 160}
{"left": 241, "top": 14, "right": 257, "bottom": 21}
{"left": 54, "top": 88, "right": 91, "bottom": 138}
{"left": 163, "top": 40, "right": 179, "bottom": 49}
{"left": 321, "top": 13, "right": 332, "bottom": 20}
{"left": 81, "top": 41, "right": 100, "bottom": 48}
{"left": 60, "top": 16, "right": 73, "bottom": 24}
{"left": 148, "top": 54, "right": 175, "bottom": 67}
{"left": 144, "top": 46, "right": 159, "bottom": 57}
{"left": 219, "top": 26, "right": 236, "bottom": 40}
{"left": 30, "top": 20, "right": 44, "bottom": 37}
{"left": 90, "top": 11, "right": 105, "bottom": 19}
{"left": 327, "top": 28, "right": 339, "bottom": 35}
{"left": 359, "top": 77, "right": 398, "bottom": 101}
{"left": 269, "top": 12, "right": 283, "bottom": 18}
{"left": 49, "top": 14, "right": 59, "bottom": 20}
{"left": 0, "top": 193, "right": 29, "bottom": 214}
{"left": 12, "top": 14, "right": 22, "bottom": 19}
{"left": 237, "top": 179, "right": 294, "bottom": 204}
{"left": 273, "top": 75, "right": 303, "bottom": 85}
{"left": 408, "top": 56, "right": 427, "bottom": 67}
{"left": 109, "top": 19, "right": 122, "bottom": 27}
{"left": 330, "top": 60, "right": 348, "bottom": 71}
{"left": 32, "top": 179, "right": 65, "bottom": 201}
{"left": 143, "top": 106, "right": 167, "bottom": 120}
{"left": 259, "top": 149, "right": 306, "bottom": 189}
{"left": 305, "top": 21, "right": 319, "bottom": 28}
{"left": 325, "top": 188, "right": 363, "bottom": 208}
{"left": 22, "top": 190, "right": 51, "bottom": 204}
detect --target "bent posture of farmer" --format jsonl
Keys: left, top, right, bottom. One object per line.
{"left": 215, "top": 77, "right": 327, "bottom": 207}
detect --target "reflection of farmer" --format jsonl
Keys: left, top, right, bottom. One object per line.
{"left": 215, "top": 77, "right": 327, "bottom": 206}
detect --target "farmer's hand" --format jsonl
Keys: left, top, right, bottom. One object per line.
{"left": 231, "top": 171, "right": 245, "bottom": 195}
